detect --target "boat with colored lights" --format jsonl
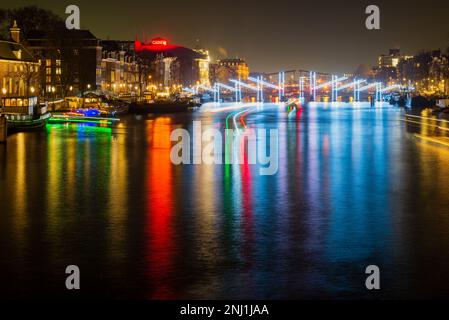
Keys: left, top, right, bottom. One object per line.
{"left": 48, "top": 114, "right": 120, "bottom": 125}
{"left": 82, "top": 92, "right": 129, "bottom": 116}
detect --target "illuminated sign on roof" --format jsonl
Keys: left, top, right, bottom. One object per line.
{"left": 151, "top": 38, "right": 167, "bottom": 46}
{"left": 135, "top": 37, "right": 180, "bottom": 52}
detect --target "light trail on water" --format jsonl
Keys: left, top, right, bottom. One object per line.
{"left": 202, "top": 103, "right": 255, "bottom": 114}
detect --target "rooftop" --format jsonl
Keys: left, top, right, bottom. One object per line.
{"left": 27, "top": 29, "right": 97, "bottom": 40}
{"left": 0, "top": 40, "right": 36, "bottom": 62}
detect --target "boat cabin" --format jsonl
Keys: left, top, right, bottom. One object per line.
{"left": 0, "top": 96, "right": 47, "bottom": 120}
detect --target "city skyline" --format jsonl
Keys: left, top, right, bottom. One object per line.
{"left": 3, "top": 0, "right": 449, "bottom": 74}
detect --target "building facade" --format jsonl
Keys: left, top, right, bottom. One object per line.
{"left": 0, "top": 21, "right": 40, "bottom": 99}
{"left": 194, "top": 49, "right": 211, "bottom": 86}
{"left": 151, "top": 55, "right": 181, "bottom": 89}
{"left": 26, "top": 28, "right": 102, "bottom": 98}
{"left": 100, "top": 40, "right": 143, "bottom": 96}
{"left": 398, "top": 50, "right": 449, "bottom": 95}
{"left": 135, "top": 37, "right": 210, "bottom": 87}
{"left": 214, "top": 58, "right": 249, "bottom": 83}
{"left": 373, "top": 49, "right": 411, "bottom": 84}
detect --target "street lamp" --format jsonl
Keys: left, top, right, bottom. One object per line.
{"left": 50, "top": 86, "right": 55, "bottom": 100}
{"left": 1, "top": 88, "right": 6, "bottom": 95}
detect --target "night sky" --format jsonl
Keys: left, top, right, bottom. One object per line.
{"left": 4, "top": 0, "right": 449, "bottom": 73}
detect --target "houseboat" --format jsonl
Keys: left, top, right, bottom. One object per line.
{"left": 0, "top": 96, "right": 50, "bottom": 131}
{"left": 82, "top": 92, "right": 129, "bottom": 116}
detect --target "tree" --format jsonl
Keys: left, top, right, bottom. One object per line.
{"left": 0, "top": 9, "right": 9, "bottom": 40}
{"left": 7, "top": 62, "right": 40, "bottom": 96}
{"left": 136, "top": 55, "right": 151, "bottom": 101}
{"left": 56, "top": 44, "right": 79, "bottom": 98}
{"left": 0, "top": 6, "right": 64, "bottom": 41}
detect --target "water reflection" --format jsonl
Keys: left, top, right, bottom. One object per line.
{"left": 1, "top": 103, "right": 449, "bottom": 298}
{"left": 145, "top": 117, "right": 175, "bottom": 299}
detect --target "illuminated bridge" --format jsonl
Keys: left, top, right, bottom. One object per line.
{"left": 184, "top": 70, "right": 411, "bottom": 104}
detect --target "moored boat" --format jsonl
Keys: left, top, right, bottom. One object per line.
{"left": 129, "top": 97, "right": 200, "bottom": 113}
{"left": 48, "top": 113, "right": 119, "bottom": 125}
{"left": 0, "top": 96, "right": 50, "bottom": 131}
{"left": 83, "top": 91, "right": 129, "bottom": 116}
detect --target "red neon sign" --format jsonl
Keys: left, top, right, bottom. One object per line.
{"left": 135, "top": 37, "right": 180, "bottom": 52}
{"left": 151, "top": 38, "right": 167, "bottom": 46}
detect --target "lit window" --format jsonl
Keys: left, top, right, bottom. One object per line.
{"left": 46, "top": 59, "right": 52, "bottom": 67}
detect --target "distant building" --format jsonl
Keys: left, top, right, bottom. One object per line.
{"left": 194, "top": 49, "right": 211, "bottom": 87}
{"left": 215, "top": 58, "right": 249, "bottom": 83}
{"left": 429, "top": 52, "right": 449, "bottom": 94}
{"left": 378, "top": 49, "right": 402, "bottom": 68}
{"left": 375, "top": 49, "right": 401, "bottom": 83}
{"left": 26, "top": 28, "right": 102, "bottom": 97}
{"left": 265, "top": 70, "right": 309, "bottom": 86}
{"left": 152, "top": 55, "right": 181, "bottom": 88}
{"left": 209, "top": 62, "right": 219, "bottom": 85}
{"left": 100, "top": 40, "right": 145, "bottom": 96}
{"left": 134, "top": 37, "right": 210, "bottom": 87}
{"left": 0, "top": 21, "right": 40, "bottom": 98}
{"left": 398, "top": 50, "right": 449, "bottom": 95}
{"left": 374, "top": 48, "right": 413, "bottom": 84}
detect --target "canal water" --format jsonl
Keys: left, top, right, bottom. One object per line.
{"left": 1, "top": 102, "right": 449, "bottom": 299}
